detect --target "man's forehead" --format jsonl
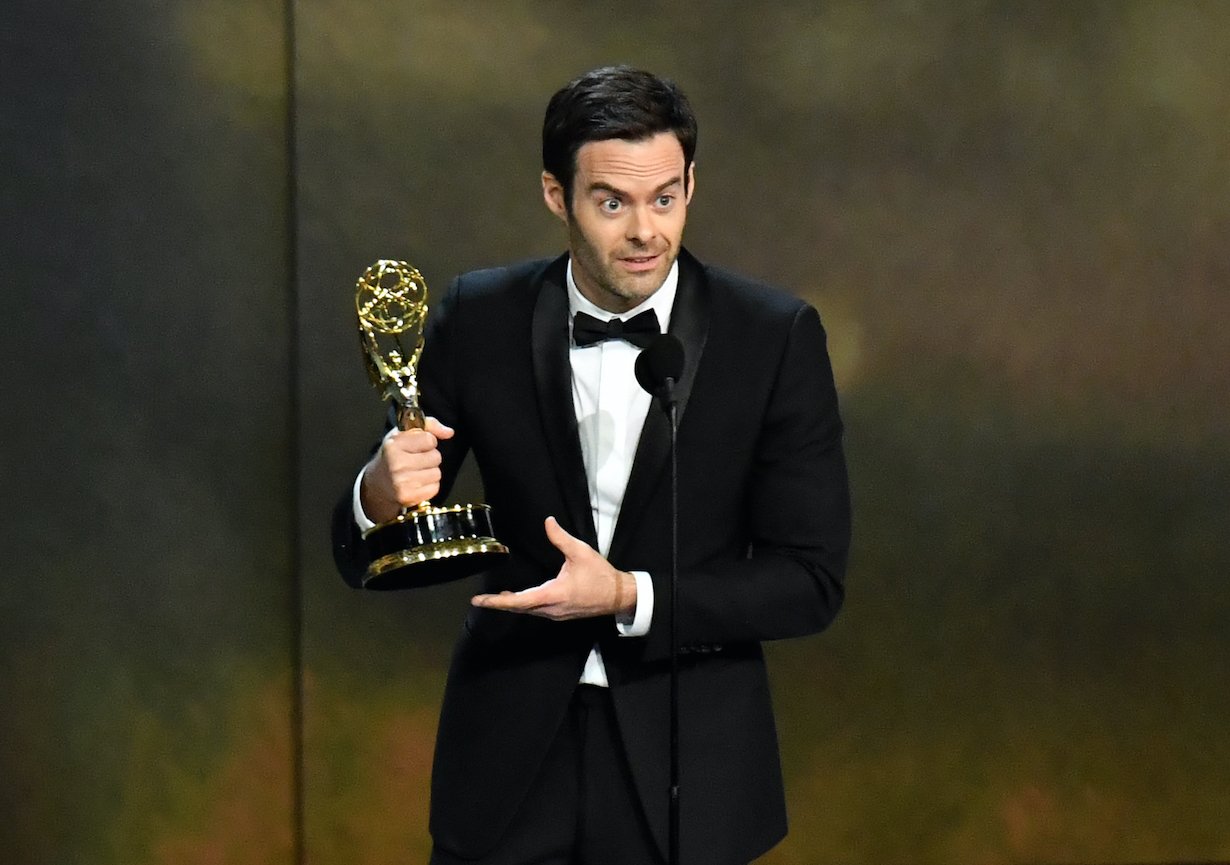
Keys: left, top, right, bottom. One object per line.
{"left": 576, "top": 134, "right": 685, "bottom": 187}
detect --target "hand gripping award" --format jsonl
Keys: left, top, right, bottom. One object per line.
{"left": 353, "top": 259, "right": 508, "bottom": 589}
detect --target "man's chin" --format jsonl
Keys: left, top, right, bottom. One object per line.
{"left": 612, "top": 273, "right": 667, "bottom": 304}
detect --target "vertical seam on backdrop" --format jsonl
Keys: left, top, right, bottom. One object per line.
{"left": 283, "top": 1, "right": 305, "bottom": 863}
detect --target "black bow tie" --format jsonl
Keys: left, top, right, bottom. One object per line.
{"left": 572, "top": 309, "right": 660, "bottom": 349}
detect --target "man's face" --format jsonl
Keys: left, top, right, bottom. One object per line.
{"left": 542, "top": 132, "right": 695, "bottom": 314}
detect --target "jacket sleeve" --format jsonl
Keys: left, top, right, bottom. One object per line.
{"left": 637, "top": 303, "right": 851, "bottom": 659}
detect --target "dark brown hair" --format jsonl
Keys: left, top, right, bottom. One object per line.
{"left": 542, "top": 65, "right": 698, "bottom": 209}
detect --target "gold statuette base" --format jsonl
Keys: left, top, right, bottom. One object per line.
{"left": 360, "top": 503, "right": 509, "bottom": 590}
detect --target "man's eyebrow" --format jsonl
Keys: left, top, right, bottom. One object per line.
{"left": 586, "top": 182, "right": 625, "bottom": 197}
{"left": 652, "top": 176, "right": 685, "bottom": 194}
{"left": 587, "top": 176, "right": 684, "bottom": 198}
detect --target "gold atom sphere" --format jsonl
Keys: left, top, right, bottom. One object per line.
{"left": 355, "top": 259, "right": 428, "bottom": 334}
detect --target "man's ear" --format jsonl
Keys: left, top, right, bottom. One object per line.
{"left": 685, "top": 162, "right": 697, "bottom": 205}
{"left": 542, "top": 171, "right": 568, "bottom": 221}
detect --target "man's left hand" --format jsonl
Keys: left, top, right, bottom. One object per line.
{"left": 471, "top": 516, "right": 637, "bottom": 620}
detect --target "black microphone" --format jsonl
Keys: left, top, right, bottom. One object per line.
{"left": 634, "top": 333, "right": 684, "bottom": 407}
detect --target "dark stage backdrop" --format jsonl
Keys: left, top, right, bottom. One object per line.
{"left": 3, "top": 2, "right": 1228, "bottom": 864}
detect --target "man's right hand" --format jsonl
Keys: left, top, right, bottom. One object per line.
{"left": 359, "top": 417, "right": 455, "bottom": 524}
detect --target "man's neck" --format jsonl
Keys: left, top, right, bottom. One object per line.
{"left": 565, "top": 258, "right": 679, "bottom": 329}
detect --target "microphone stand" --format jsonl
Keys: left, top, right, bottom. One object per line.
{"left": 634, "top": 334, "right": 685, "bottom": 865}
{"left": 663, "top": 377, "right": 680, "bottom": 865}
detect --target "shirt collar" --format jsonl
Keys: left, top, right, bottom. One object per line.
{"left": 566, "top": 257, "right": 678, "bottom": 333}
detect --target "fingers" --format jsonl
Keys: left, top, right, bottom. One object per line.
{"left": 376, "top": 417, "right": 455, "bottom": 508}
{"left": 472, "top": 580, "right": 557, "bottom": 612}
{"left": 385, "top": 428, "right": 443, "bottom": 462}
{"left": 388, "top": 418, "right": 451, "bottom": 455}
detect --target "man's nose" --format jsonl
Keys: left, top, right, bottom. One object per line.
{"left": 626, "top": 206, "right": 656, "bottom": 244}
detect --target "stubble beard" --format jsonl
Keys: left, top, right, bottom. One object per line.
{"left": 567, "top": 218, "right": 675, "bottom": 313}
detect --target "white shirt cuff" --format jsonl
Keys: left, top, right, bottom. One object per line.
{"left": 616, "top": 570, "right": 654, "bottom": 637}
{"left": 352, "top": 464, "right": 377, "bottom": 533}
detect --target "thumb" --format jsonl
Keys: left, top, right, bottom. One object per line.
{"left": 544, "top": 516, "right": 582, "bottom": 558}
{"left": 425, "top": 416, "right": 456, "bottom": 440}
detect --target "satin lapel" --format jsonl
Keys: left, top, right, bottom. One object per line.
{"left": 608, "top": 250, "right": 711, "bottom": 565}
{"left": 531, "top": 256, "right": 599, "bottom": 548}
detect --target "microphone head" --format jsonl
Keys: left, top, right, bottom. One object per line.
{"left": 635, "top": 333, "right": 685, "bottom": 398}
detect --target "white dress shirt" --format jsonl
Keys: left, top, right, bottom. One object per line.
{"left": 568, "top": 259, "right": 675, "bottom": 685}
{"left": 352, "top": 257, "right": 677, "bottom": 686}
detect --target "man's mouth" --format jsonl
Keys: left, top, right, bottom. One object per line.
{"left": 618, "top": 252, "right": 662, "bottom": 272}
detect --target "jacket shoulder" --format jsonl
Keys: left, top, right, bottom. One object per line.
{"left": 451, "top": 255, "right": 563, "bottom": 299}
{"left": 697, "top": 261, "right": 812, "bottom": 324}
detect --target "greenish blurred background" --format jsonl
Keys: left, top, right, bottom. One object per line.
{"left": 3, "top": 1, "right": 1227, "bottom": 863}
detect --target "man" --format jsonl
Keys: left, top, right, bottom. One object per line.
{"left": 333, "top": 65, "right": 851, "bottom": 865}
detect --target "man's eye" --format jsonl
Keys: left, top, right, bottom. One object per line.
{"left": 656, "top": 195, "right": 674, "bottom": 208}
{"left": 601, "top": 198, "right": 622, "bottom": 213}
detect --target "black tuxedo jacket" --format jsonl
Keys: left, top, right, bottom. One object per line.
{"left": 333, "top": 248, "right": 851, "bottom": 864}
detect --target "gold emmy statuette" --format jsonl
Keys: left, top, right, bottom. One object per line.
{"left": 354, "top": 259, "right": 508, "bottom": 589}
